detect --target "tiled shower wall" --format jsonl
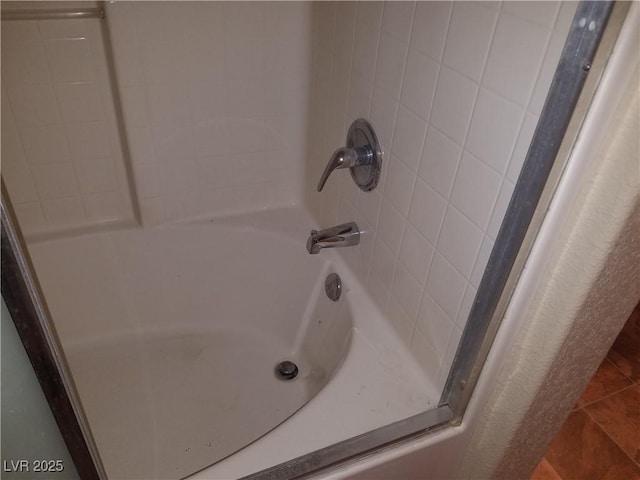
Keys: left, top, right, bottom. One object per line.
{"left": 1, "top": 2, "right": 136, "bottom": 237}
{"left": 306, "top": 1, "right": 577, "bottom": 387}
{"left": 105, "top": 2, "right": 312, "bottom": 224}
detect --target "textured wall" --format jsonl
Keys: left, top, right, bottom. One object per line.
{"left": 106, "top": 2, "right": 313, "bottom": 225}
{"left": 306, "top": 1, "right": 576, "bottom": 388}
{"left": 456, "top": 11, "right": 640, "bottom": 477}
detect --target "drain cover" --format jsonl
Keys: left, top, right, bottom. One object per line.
{"left": 275, "top": 360, "right": 299, "bottom": 380}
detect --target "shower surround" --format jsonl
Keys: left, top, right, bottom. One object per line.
{"left": 0, "top": 1, "right": 577, "bottom": 479}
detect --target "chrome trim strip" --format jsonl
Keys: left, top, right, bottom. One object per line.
{"left": 440, "top": 0, "right": 624, "bottom": 421}
{"left": 240, "top": 406, "right": 453, "bottom": 480}
{"left": 1, "top": 8, "right": 104, "bottom": 21}
{"left": 1, "top": 183, "right": 107, "bottom": 480}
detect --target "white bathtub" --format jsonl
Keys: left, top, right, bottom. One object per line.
{"left": 28, "top": 206, "right": 437, "bottom": 479}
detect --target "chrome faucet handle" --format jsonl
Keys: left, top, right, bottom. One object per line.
{"left": 317, "top": 147, "right": 369, "bottom": 192}
{"left": 316, "top": 119, "right": 382, "bottom": 193}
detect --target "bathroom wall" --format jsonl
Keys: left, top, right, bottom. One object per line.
{"left": 1, "top": 1, "right": 137, "bottom": 237}
{"left": 306, "top": 1, "right": 577, "bottom": 387}
{"left": 105, "top": 2, "right": 313, "bottom": 224}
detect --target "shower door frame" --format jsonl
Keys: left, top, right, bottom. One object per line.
{"left": 0, "top": 1, "right": 627, "bottom": 479}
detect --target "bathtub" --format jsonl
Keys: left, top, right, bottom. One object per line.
{"left": 27, "top": 206, "right": 438, "bottom": 479}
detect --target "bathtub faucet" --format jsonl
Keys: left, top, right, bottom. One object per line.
{"left": 306, "top": 222, "right": 360, "bottom": 254}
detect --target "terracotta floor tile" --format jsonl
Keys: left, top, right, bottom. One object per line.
{"left": 608, "top": 304, "right": 640, "bottom": 383}
{"left": 531, "top": 458, "right": 562, "bottom": 480}
{"left": 545, "top": 410, "right": 640, "bottom": 479}
{"left": 576, "top": 358, "right": 632, "bottom": 408}
{"left": 585, "top": 385, "right": 640, "bottom": 464}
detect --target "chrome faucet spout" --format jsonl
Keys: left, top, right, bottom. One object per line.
{"left": 306, "top": 222, "right": 361, "bottom": 254}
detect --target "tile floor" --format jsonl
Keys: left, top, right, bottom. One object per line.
{"left": 532, "top": 300, "right": 640, "bottom": 480}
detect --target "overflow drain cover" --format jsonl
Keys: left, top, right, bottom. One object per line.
{"left": 275, "top": 360, "right": 299, "bottom": 380}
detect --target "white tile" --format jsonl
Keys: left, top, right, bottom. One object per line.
{"left": 426, "top": 253, "right": 468, "bottom": 320}
{"left": 408, "top": 178, "right": 447, "bottom": 246}
{"left": 139, "top": 41, "right": 181, "bottom": 85}
{"left": 399, "top": 223, "right": 434, "bottom": 286}
{"left": 2, "top": 167, "right": 39, "bottom": 204}
{"left": 66, "top": 122, "right": 112, "bottom": 161}
{"left": 456, "top": 285, "right": 477, "bottom": 330}
{"left": 354, "top": 214, "right": 375, "bottom": 280}
{"left": 132, "top": 162, "right": 161, "bottom": 198}
{"left": 120, "top": 86, "right": 149, "bottom": 128}
{"left": 352, "top": 4, "right": 382, "bottom": 81}
{"left": 151, "top": 124, "right": 195, "bottom": 162}
{"left": 371, "top": 236, "right": 397, "bottom": 288}
{"left": 1, "top": 129, "right": 27, "bottom": 167}
{"left": 54, "top": 82, "right": 105, "bottom": 123}
{"left": 555, "top": 2, "right": 579, "bottom": 34}
{"left": 358, "top": 188, "right": 383, "bottom": 228}
{"left": 13, "top": 202, "right": 45, "bottom": 233}
{"left": 430, "top": 66, "right": 478, "bottom": 145}
{"left": 382, "top": 1, "right": 416, "bottom": 44}
{"left": 1, "top": 40, "right": 50, "bottom": 86}
{"left": 487, "top": 180, "right": 515, "bottom": 240}
{"left": 529, "top": 31, "right": 566, "bottom": 115}
{"left": 225, "top": 77, "right": 267, "bottom": 118}
{"left": 357, "top": 2, "right": 384, "bottom": 30}
{"left": 127, "top": 127, "right": 155, "bottom": 165}
{"left": 44, "top": 38, "right": 95, "bottom": 83}
{"left": 347, "top": 73, "right": 374, "bottom": 124}
{"left": 228, "top": 118, "right": 268, "bottom": 155}
{"left": 157, "top": 160, "right": 199, "bottom": 195}
{"left": 377, "top": 202, "right": 406, "bottom": 256}
{"left": 410, "top": 328, "right": 442, "bottom": 379}
{"left": 41, "top": 197, "right": 86, "bottom": 225}
{"left": 367, "top": 269, "right": 391, "bottom": 314}
{"left": 387, "top": 295, "right": 414, "bottom": 346}
{"left": 470, "top": 236, "right": 494, "bottom": 289}
{"left": 400, "top": 48, "right": 439, "bottom": 120}
{"left": 339, "top": 168, "right": 360, "bottom": 210}
{"left": 443, "top": 3, "right": 498, "bottom": 82}
{"left": 0, "top": 21, "right": 40, "bottom": 44}
{"left": 83, "top": 191, "right": 124, "bottom": 220}
{"left": 507, "top": 112, "right": 538, "bottom": 183}
{"left": 502, "top": 1, "right": 560, "bottom": 28}
{"left": 38, "top": 18, "right": 91, "bottom": 40}
{"left": 370, "top": 88, "right": 399, "bottom": 156}
{"left": 418, "top": 127, "right": 462, "bottom": 199}
{"left": 438, "top": 326, "right": 463, "bottom": 388}
{"left": 139, "top": 196, "right": 165, "bottom": 225}
{"left": 391, "top": 106, "right": 427, "bottom": 173}
{"left": 374, "top": 32, "right": 409, "bottom": 100}
{"left": 145, "top": 84, "right": 192, "bottom": 126}
{"left": 436, "top": 206, "right": 484, "bottom": 279}
{"left": 195, "top": 155, "right": 236, "bottom": 190}
{"left": 20, "top": 126, "right": 71, "bottom": 165}
{"left": 75, "top": 158, "right": 119, "bottom": 194}
{"left": 450, "top": 151, "right": 502, "bottom": 230}
{"left": 417, "top": 292, "right": 454, "bottom": 357}
{"left": 411, "top": 2, "right": 452, "bottom": 61}
{"left": 466, "top": 88, "right": 524, "bottom": 174}
{"left": 6, "top": 84, "right": 61, "bottom": 127}
{"left": 483, "top": 12, "right": 551, "bottom": 106}
{"left": 32, "top": 163, "right": 80, "bottom": 200}
{"left": 391, "top": 262, "right": 423, "bottom": 319}
{"left": 384, "top": 155, "right": 415, "bottom": 216}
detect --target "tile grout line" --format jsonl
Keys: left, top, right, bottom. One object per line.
{"left": 581, "top": 384, "right": 640, "bottom": 468}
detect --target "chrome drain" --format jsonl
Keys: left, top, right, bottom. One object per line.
{"left": 275, "top": 360, "right": 298, "bottom": 380}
